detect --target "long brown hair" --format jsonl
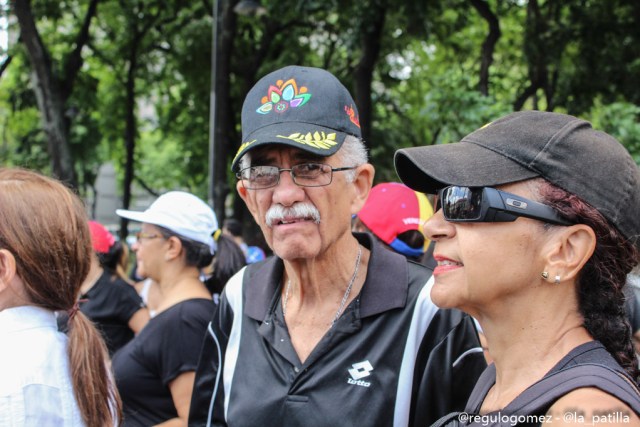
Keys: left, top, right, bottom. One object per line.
{"left": 0, "top": 168, "right": 122, "bottom": 426}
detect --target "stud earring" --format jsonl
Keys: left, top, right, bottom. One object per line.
{"left": 554, "top": 275, "right": 561, "bottom": 284}
{"left": 541, "top": 271, "right": 549, "bottom": 280}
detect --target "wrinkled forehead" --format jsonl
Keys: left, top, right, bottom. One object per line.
{"left": 244, "top": 145, "right": 333, "bottom": 166}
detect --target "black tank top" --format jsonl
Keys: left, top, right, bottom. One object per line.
{"left": 460, "top": 341, "right": 640, "bottom": 427}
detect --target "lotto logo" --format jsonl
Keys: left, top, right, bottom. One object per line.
{"left": 347, "top": 361, "right": 373, "bottom": 387}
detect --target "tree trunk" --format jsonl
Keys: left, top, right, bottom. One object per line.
{"left": 119, "top": 33, "right": 140, "bottom": 241}
{"left": 353, "top": 0, "right": 387, "bottom": 146}
{"left": 12, "top": 0, "right": 76, "bottom": 185}
{"left": 470, "top": 0, "right": 501, "bottom": 96}
{"left": 210, "top": 0, "right": 239, "bottom": 223}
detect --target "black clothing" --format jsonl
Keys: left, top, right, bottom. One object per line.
{"left": 113, "top": 298, "right": 215, "bottom": 427}
{"left": 625, "top": 281, "right": 640, "bottom": 334}
{"left": 189, "top": 233, "right": 486, "bottom": 427}
{"left": 79, "top": 271, "right": 144, "bottom": 355}
{"left": 462, "top": 341, "right": 640, "bottom": 426}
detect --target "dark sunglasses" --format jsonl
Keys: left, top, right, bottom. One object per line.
{"left": 436, "top": 186, "right": 572, "bottom": 226}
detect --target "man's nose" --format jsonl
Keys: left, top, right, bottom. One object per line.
{"left": 272, "top": 169, "right": 305, "bottom": 206}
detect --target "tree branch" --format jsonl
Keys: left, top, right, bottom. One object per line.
{"left": 62, "top": 0, "right": 100, "bottom": 98}
{"left": 134, "top": 175, "right": 160, "bottom": 197}
{"left": 0, "top": 55, "right": 12, "bottom": 80}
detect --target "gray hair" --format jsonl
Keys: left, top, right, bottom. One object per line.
{"left": 237, "top": 135, "right": 369, "bottom": 183}
{"left": 339, "top": 135, "right": 369, "bottom": 182}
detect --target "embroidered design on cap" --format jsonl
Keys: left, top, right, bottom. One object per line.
{"left": 256, "top": 78, "right": 312, "bottom": 114}
{"left": 277, "top": 131, "right": 338, "bottom": 150}
{"left": 344, "top": 104, "right": 360, "bottom": 128}
{"left": 233, "top": 139, "right": 256, "bottom": 163}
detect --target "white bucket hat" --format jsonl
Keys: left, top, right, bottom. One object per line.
{"left": 116, "top": 191, "right": 218, "bottom": 254}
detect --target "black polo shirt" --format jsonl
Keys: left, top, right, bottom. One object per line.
{"left": 189, "top": 233, "right": 486, "bottom": 427}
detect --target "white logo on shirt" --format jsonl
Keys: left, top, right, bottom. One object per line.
{"left": 347, "top": 360, "right": 373, "bottom": 387}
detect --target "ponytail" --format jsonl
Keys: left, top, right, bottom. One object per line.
{"left": 68, "top": 312, "right": 122, "bottom": 426}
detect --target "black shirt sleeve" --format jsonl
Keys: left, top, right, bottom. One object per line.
{"left": 160, "top": 300, "right": 214, "bottom": 386}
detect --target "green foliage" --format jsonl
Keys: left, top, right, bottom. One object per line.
{"left": 370, "top": 37, "right": 513, "bottom": 183}
{"left": 0, "top": 53, "right": 49, "bottom": 171}
{"left": 3, "top": 0, "right": 640, "bottom": 204}
{"left": 587, "top": 101, "right": 640, "bottom": 164}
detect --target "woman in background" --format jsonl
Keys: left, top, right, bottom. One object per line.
{"left": 204, "top": 233, "right": 247, "bottom": 299}
{"left": 78, "top": 220, "right": 149, "bottom": 355}
{"left": 0, "top": 168, "right": 120, "bottom": 426}
{"left": 113, "top": 191, "right": 217, "bottom": 426}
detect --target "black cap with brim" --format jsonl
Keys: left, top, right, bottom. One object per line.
{"left": 231, "top": 65, "right": 362, "bottom": 171}
{"left": 394, "top": 110, "right": 640, "bottom": 248}
{"left": 395, "top": 143, "right": 539, "bottom": 195}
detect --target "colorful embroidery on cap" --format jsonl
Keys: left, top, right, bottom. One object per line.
{"left": 345, "top": 104, "right": 360, "bottom": 128}
{"left": 233, "top": 139, "right": 256, "bottom": 163}
{"left": 277, "top": 132, "right": 338, "bottom": 150}
{"left": 257, "top": 78, "right": 312, "bottom": 114}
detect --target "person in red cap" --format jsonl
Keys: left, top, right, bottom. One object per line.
{"left": 353, "top": 182, "right": 433, "bottom": 263}
{"left": 78, "top": 221, "right": 149, "bottom": 355}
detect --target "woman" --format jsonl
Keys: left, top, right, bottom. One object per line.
{"left": 78, "top": 220, "right": 149, "bottom": 355}
{"left": 0, "top": 168, "right": 120, "bottom": 426}
{"left": 113, "top": 191, "right": 217, "bottom": 426}
{"left": 395, "top": 111, "right": 640, "bottom": 424}
{"left": 203, "top": 232, "right": 247, "bottom": 298}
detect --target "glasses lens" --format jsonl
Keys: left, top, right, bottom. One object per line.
{"left": 247, "top": 166, "right": 278, "bottom": 189}
{"left": 442, "top": 186, "right": 483, "bottom": 220}
{"left": 291, "top": 163, "right": 331, "bottom": 186}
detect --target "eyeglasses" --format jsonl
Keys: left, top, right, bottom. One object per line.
{"left": 135, "top": 232, "right": 163, "bottom": 241}
{"left": 436, "top": 186, "right": 572, "bottom": 226}
{"left": 236, "top": 163, "right": 357, "bottom": 190}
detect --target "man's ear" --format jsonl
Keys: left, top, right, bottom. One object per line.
{"left": 350, "top": 163, "right": 375, "bottom": 215}
{"left": 237, "top": 180, "right": 260, "bottom": 222}
{"left": 543, "top": 224, "right": 596, "bottom": 283}
{"left": 0, "top": 249, "right": 17, "bottom": 293}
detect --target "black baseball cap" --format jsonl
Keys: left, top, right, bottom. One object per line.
{"left": 231, "top": 65, "right": 362, "bottom": 171}
{"left": 395, "top": 110, "right": 640, "bottom": 246}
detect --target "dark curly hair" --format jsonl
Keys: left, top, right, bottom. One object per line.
{"left": 539, "top": 180, "right": 640, "bottom": 382}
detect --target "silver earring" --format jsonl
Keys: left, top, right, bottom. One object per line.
{"left": 541, "top": 271, "right": 549, "bottom": 280}
{"left": 554, "top": 275, "right": 561, "bottom": 284}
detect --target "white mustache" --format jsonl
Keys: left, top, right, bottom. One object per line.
{"left": 265, "top": 203, "right": 321, "bottom": 227}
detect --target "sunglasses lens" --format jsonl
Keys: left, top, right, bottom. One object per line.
{"left": 442, "top": 186, "right": 483, "bottom": 220}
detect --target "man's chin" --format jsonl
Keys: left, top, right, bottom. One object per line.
{"left": 272, "top": 239, "right": 319, "bottom": 261}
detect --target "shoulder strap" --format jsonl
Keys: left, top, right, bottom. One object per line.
{"left": 430, "top": 412, "right": 462, "bottom": 427}
{"left": 504, "top": 363, "right": 640, "bottom": 416}
{"left": 464, "top": 364, "right": 497, "bottom": 413}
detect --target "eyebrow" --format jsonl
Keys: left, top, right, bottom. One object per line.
{"left": 250, "top": 149, "right": 323, "bottom": 166}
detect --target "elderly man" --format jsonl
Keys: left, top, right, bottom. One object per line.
{"left": 189, "top": 66, "right": 485, "bottom": 427}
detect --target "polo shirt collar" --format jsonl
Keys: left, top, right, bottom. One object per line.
{"left": 244, "top": 232, "right": 409, "bottom": 321}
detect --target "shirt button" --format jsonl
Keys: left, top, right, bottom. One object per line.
{"left": 294, "top": 367, "right": 300, "bottom": 373}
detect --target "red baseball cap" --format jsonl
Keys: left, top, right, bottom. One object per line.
{"left": 357, "top": 182, "right": 433, "bottom": 257}
{"left": 88, "top": 220, "right": 116, "bottom": 254}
